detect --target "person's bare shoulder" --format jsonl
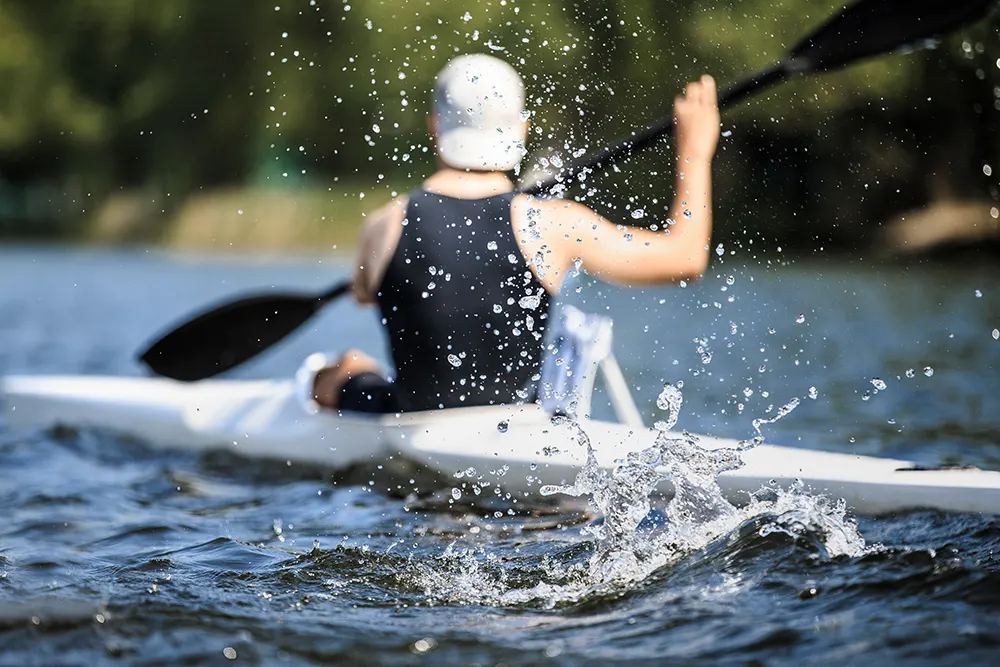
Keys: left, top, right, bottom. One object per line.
{"left": 361, "top": 196, "right": 408, "bottom": 237}
{"left": 353, "top": 196, "right": 408, "bottom": 303}
{"left": 511, "top": 195, "right": 601, "bottom": 292}
{"left": 513, "top": 195, "right": 604, "bottom": 247}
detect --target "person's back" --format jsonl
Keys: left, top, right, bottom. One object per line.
{"left": 307, "top": 53, "right": 720, "bottom": 414}
{"left": 377, "top": 189, "right": 549, "bottom": 411}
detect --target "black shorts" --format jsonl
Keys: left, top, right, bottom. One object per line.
{"left": 338, "top": 372, "right": 401, "bottom": 414}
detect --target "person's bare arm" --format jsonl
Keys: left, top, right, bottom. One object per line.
{"left": 536, "top": 75, "right": 720, "bottom": 287}
{"left": 352, "top": 196, "right": 407, "bottom": 304}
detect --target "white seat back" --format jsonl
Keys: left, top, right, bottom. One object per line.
{"left": 539, "top": 306, "right": 644, "bottom": 428}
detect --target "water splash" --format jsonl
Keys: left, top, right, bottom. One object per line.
{"left": 743, "top": 397, "right": 800, "bottom": 448}
{"left": 416, "top": 386, "right": 867, "bottom": 606}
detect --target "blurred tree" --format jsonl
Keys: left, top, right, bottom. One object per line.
{"left": 0, "top": 0, "right": 996, "bottom": 250}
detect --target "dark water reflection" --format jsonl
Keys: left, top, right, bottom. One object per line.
{"left": 1, "top": 246, "right": 999, "bottom": 665}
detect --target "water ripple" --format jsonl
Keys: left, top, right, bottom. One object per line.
{"left": 3, "top": 249, "right": 1000, "bottom": 664}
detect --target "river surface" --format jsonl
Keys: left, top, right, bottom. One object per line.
{"left": 2, "top": 245, "right": 1000, "bottom": 666}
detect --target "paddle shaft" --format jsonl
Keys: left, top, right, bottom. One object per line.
{"left": 320, "top": 280, "right": 352, "bottom": 303}
{"left": 523, "top": 65, "right": 788, "bottom": 196}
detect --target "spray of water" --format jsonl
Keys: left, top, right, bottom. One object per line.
{"left": 417, "top": 384, "right": 869, "bottom": 606}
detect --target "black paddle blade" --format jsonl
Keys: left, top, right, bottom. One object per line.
{"left": 788, "top": 0, "right": 997, "bottom": 73}
{"left": 139, "top": 293, "right": 328, "bottom": 382}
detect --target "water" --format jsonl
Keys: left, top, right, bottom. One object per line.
{"left": 2, "top": 246, "right": 1000, "bottom": 665}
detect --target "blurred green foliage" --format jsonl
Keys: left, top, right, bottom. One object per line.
{"left": 0, "top": 0, "right": 998, "bottom": 251}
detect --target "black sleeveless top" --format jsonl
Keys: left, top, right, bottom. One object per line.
{"left": 376, "top": 189, "right": 551, "bottom": 411}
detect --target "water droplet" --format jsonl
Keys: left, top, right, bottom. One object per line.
{"left": 497, "top": 420, "right": 509, "bottom": 433}
{"left": 493, "top": 304, "right": 503, "bottom": 314}
{"left": 519, "top": 109, "right": 531, "bottom": 122}
{"left": 695, "top": 337, "right": 712, "bottom": 364}
{"left": 861, "top": 391, "right": 871, "bottom": 401}
{"left": 808, "top": 386, "right": 818, "bottom": 399}
{"left": 923, "top": 367, "right": 934, "bottom": 377}
{"left": 743, "top": 387, "right": 753, "bottom": 398}
{"left": 533, "top": 251, "right": 546, "bottom": 278}
{"left": 630, "top": 208, "right": 645, "bottom": 219}
{"left": 871, "top": 378, "right": 887, "bottom": 391}
{"left": 993, "top": 329, "right": 999, "bottom": 340}
{"left": 795, "top": 314, "right": 806, "bottom": 324}
{"left": 447, "top": 354, "right": 462, "bottom": 367}
{"left": 975, "top": 289, "right": 983, "bottom": 298}
{"left": 715, "top": 243, "right": 724, "bottom": 257}
{"left": 655, "top": 383, "right": 683, "bottom": 431}
{"left": 726, "top": 275, "right": 735, "bottom": 285}
{"left": 507, "top": 253, "right": 518, "bottom": 264}
{"left": 487, "top": 240, "right": 498, "bottom": 251}
{"left": 905, "top": 368, "right": 915, "bottom": 378}
{"left": 519, "top": 294, "right": 541, "bottom": 309}
{"left": 451, "top": 488, "right": 462, "bottom": 501}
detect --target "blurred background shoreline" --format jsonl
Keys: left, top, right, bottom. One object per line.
{"left": 2, "top": 0, "right": 1000, "bottom": 257}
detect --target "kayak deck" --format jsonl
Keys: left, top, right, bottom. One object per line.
{"left": 3, "top": 374, "right": 1000, "bottom": 516}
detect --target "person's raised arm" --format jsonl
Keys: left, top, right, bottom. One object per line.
{"left": 537, "top": 75, "right": 720, "bottom": 288}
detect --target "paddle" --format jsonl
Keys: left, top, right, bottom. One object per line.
{"left": 140, "top": 280, "right": 351, "bottom": 382}
{"left": 139, "top": 0, "right": 996, "bottom": 382}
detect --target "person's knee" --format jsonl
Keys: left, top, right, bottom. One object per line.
{"left": 339, "top": 348, "right": 367, "bottom": 364}
{"left": 337, "top": 349, "right": 377, "bottom": 377}
{"left": 312, "top": 365, "right": 338, "bottom": 407}
{"left": 312, "top": 350, "right": 382, "bottom": 410}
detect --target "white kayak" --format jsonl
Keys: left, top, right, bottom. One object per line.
{"left": 4, "top": 373, "right": 1000, "bottom": 516}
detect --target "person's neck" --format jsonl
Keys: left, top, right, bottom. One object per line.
{"left": 422, "top": 167, "right": 514, "bottom": 199}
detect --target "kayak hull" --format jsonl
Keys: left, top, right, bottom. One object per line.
{"left": 4, "top": 374, "right": 1000, "bottom": 516}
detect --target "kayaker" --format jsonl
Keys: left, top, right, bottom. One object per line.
{"left": 304, "top": 53, "right": 720, "bottom": 413}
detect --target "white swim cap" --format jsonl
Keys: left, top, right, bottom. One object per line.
{"left": 433, "top": 54, "right": 527, "bottom": 172}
